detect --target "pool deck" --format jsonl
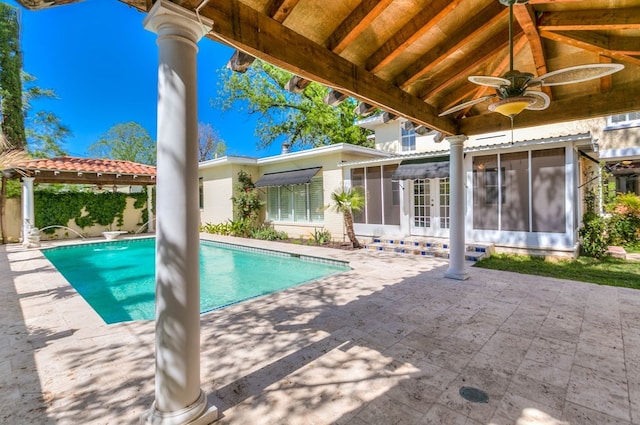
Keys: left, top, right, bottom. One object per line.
{"left": 1, "top": 234, "right": 639, "bottom": 424}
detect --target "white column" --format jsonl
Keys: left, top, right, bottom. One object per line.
{"left": 445, "top": 135, "right": 469, "bottom": 281}
{"left": 143, "top": 2, "right": 217, "bottom": 424}
{"left": 21, "top": 177, "right": 35, "bottom": 244}
{"left": 148, "top": 185, "right": 155, "bottom": 233}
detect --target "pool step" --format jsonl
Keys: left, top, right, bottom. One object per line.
{"left": 364, "top": 237, "right": 493, "bottom": 262}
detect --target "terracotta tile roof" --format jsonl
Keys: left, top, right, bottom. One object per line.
{"left": 17, "top": 156, "right": 156, "bottom": 176}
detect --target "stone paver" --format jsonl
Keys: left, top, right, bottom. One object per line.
{"left": 1, "top": 234, "right": 639, "bottom": 424}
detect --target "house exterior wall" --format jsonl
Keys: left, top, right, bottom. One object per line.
{"left": 353, "top": 114, "right": 640, "bottom": 255}
{"left": 199, "top": 163, "right": 260, "bottom": 225}
{"left": 198, "top": 145, "right": 389, "bottom": 243}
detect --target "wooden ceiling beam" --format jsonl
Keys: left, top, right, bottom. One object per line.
{"left": 203, "top": 0, "right": 457, "bottom": 135}
{"left": 538, "top": 8, "right": 640, "bottom": 31}
{"left": 395, "top": 1, "right": 506, "bottom": 89}
{"left": 365, "top": 0, "right": 464, "bottom": 74}
{"left": 513, "top": 3, "right": 549, "bottom": 81}
{"left": 326, "top": 0, "right": 393, "bottom": 54}
{"left": 459, "top": 82, "right": 640, "bottom": 135}
{"left": 419, "top": 26, "right": 519, "bottom": 100}
{"left": 265, "top": 0, "right": 301, "bottom": 23}
{"left": 540, "top": 30, "right": 640, "bottom": 66}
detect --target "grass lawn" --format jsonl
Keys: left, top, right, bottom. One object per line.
{"left": 474, "top": 254, "right": 640, "bottom": 290}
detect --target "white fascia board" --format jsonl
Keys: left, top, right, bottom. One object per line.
{"left": 255, "top": 143, "right": 391, "bottom": 165}
{"left": 198, "top": 156, "right": 258, "bottom": 170}
{"left": 599, "top": 146, "right": 640, "bottom": 160}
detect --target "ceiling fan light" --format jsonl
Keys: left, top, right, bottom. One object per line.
{"left": 489, "top": 96, "right": 535, "bottom": 117}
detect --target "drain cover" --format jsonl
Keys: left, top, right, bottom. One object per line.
{"left": 459, "top": 386, "right": 489, "bottom": 403}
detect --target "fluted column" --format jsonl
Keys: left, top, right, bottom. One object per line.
{"left": 143, "top": 2, "right": 217, "bottom": 424}
{"left": 445, "top": 135, "right": 469, "bottom": 281}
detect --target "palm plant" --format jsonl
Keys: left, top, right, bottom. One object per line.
{"left": 329, "top": 187, "right": 365, "bottom": 248}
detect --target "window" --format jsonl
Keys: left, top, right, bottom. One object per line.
{"left": 351, "top": 165, "right": 401, "bottom": 225}
{"left": 608, "top": 111, "right": 640, "bottom": 128}
{"left": 473, "top": 155, "right": 499, "bottom": 230}
{"left": 401, "top": 127, "right": 416, "bottom": 152}
{"left": 265, "top": 177, "right": 324, "bottom": 223}
{"left": 198, "top": 177, "right": 204, "bottom": 209}
{"left": 472, "top": 148, "right": 566, "bottom": 233}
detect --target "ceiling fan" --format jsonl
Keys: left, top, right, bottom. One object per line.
{"left": 439, "top": 0, "right": 624, "bottom": 121}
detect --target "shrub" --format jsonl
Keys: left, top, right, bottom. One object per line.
{"left": 607, "top": 192, "right": 640, "bottom": 246}
{"left": 250, "top": 224, "right": 288, "bottom": 241}
{"left": 200, "top": 222, "right": 232, "bottom": 235}
{"left": 579, "top": 213, "right": 609, "bottom": 258}
{"left": 310, "top": 228, "right": 332, "bottom": 245}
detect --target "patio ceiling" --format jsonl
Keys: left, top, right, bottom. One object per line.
{"left": 18, "top": 0, "right": 640, "bottom": 137}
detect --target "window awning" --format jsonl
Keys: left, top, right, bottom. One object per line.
{"left": 391, "top": 159, "right": 449, "bottom": 180}
{"left": 254, "top": 167, "right": 321, "bottom": 187}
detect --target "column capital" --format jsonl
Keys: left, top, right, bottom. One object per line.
{"left": 144, "top": 0, "right": 212, "bottom": 43}
{"left": 446, "top": 135, "right": 468, "bottom": 146}
{"left": 21, "top": 176, "right": 35, "bottom": 183}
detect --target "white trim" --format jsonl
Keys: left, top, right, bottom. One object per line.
{"left": 198, "top": 143, "right": 390, "bottom": 170}
{"left": 598, "top": 146, "right": 640, "bottom": 160}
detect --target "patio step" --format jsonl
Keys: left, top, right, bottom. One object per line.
{"left": 364, "top": 237, "right": 493, "bottom": 262}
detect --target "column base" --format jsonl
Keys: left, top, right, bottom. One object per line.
{"left": 142, "top": 390, "right": 218, "bottom": 425}
{"left": 445, "top": 268, "right": 470, "bottom": 281}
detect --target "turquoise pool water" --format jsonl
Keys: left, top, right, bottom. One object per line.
{"left": 43, "top": 238, "right": 349, "bottom": 324}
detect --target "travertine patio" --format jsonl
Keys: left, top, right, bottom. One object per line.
{"left": 1, "top": 235, "right": 639, "bottom": 424}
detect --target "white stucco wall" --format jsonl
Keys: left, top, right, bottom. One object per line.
{"left": 198, "top": 145, "right": 388, "bottom": 243}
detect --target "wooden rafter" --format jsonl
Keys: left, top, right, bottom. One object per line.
{"left": 365, "top": 0, "right": 464, "bottom": 74}
{"left": 538, "top": 8, "right": 640, "bottom": 31}
{"left": 395, "top": 1, "right": 507, "bottom": 89}
{"left": 513, "top": 3, "right": 548, "bottom": 79}
{"left": 540, "top": 30, "right": 640, "bottom": 67}
{"left": 325, "top": 0, "right": 394, "bottom": 54}
{"left": 419, "top": 26, "right": 521, "bottom": 100}
{"left": 265, "top": 0, "right": 300, "bottom": 22}
{"left": 203, "top": 0, "right": 457, "bottom": 135}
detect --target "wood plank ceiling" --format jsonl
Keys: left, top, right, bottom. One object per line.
{"left": 19, "top": 0, "right": 640, "bottom": 136}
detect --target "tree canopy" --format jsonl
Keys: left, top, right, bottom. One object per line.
{"left": 198, "top": 122, "right": 226, "bottom": 161}
{"left": 215, "top": 60, "right": 372, "bottom": 151}
{"left": 88, "top": 122, "right": 156, "bottom": 165}
{"left": 23, "top": 73, "right": 70, "bottom": 158}
{"left": 0, "top": 3, "right": 26, "bottom": 149}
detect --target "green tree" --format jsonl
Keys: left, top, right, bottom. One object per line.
{"left": 22, "top": 72, "right": 69, "bottom": 158}
{"left": 328, "top": 187, "right": 365, "bottom": 248}
{"left": 88, "top": 122, "right": 156, "bottom": 165}
{"left": 0, "top": 3, "right": 25, "bottom": 149}
{"left": 215, "top": 60, "right": 372, "bottom": 150}
{"left": 198, "top": 122, "right": 226, "bottom": 161}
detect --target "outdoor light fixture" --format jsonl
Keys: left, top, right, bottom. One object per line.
{"left": 488, "top": 96, "right": 536, "bottom": 118}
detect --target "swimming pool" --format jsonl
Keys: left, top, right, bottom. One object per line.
{"left": 43, "top": 238, "right": 349, "bottom": 324}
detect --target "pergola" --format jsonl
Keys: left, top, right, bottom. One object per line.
{"left": 14, "top": 0, "right": 640, "bottom": 423}
{"left": 4, "top": 156, "right": 156, "bottom": 244}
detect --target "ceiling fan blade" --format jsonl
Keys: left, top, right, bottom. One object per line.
{"left": 532, "top": 63, "right": 624, "bottom": 87}
{"left": 468, "top": 75, "right": 511, "bottom": 88}
{"left": 439, "top": 95, "right": 497, "bottom": 117}
{"left": 523, "top": 90, "right": 550, "bottom": 111}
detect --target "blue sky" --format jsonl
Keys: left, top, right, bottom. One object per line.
{"left": 9, "top": 0, "right": 280, "bottom": 158}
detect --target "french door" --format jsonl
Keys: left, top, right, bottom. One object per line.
{"left": 410, "top": 178, "right": 450, "bottom": 237}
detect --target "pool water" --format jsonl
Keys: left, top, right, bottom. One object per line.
{"left": 43, "top": 238, "right": 349, "bottom": 324}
